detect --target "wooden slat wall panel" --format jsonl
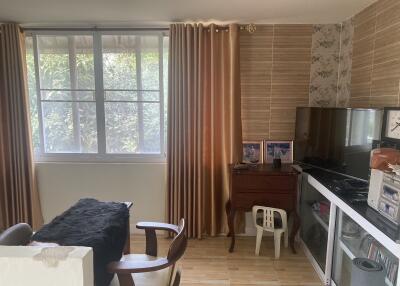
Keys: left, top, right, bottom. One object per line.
{"left": 240, "top": 25, "right": 273, "bottom": 141}
{"left": 350, "top": 0, "right": 400, "bottom": 107}
{"left": 350, "top": 3, "right": 376, "bottom": 107}
{"left": 271, "top": 25, "right": 312, "bottom": 140}
{"left": 240, "top": 24, "right": 312, "bottom": 141}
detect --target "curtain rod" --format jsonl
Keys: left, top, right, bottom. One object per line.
{"left": 208, "top": 24, "right": 256, "bottom": 33}
{"left": 22, "top": 23, "right": 256, "bottom": 33}
{"left": 178, "top": 23, "right": 257, "bottom": 33}
{"left": 23, "top": 27, "right": 169, "bottom": 32}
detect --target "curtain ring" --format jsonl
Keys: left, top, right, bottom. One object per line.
{"left": 246, "top": 24, "right": 257, "bottom": 33}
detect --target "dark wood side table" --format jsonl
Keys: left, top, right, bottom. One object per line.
{"left": 226, "top": 164, "right": 300, "bottom": 253}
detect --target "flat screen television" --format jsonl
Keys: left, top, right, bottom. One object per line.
{"left": 294, "top": 107, "right": 383, "bottom": 180}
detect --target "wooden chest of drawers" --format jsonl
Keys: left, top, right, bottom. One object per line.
{"left": 226, "top": 164, "right": 299, "bottom": 252}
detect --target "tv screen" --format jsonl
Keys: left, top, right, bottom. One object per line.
{"left": 294, "top": 107, "right": 383, "bottom": 180}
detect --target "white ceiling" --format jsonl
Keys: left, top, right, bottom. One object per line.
{"left": 0, "top": 0, "right": 376, "bottom": 27}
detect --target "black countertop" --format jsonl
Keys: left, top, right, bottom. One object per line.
{"left": 302, "top": 166, "right": 400, "bottom": 243}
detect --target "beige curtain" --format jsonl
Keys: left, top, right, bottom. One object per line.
{"left": 0, "top": 23, "right": 43, "bottom": 230}
{"left": 167, "top": 23, "right": 242, "bottom": 238}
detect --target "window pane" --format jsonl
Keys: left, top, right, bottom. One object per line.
{"left": 143, "top": 103, "right": 160, "bottom": 153}
{"left": 42, "top": 102, "right": 97, "bottom": 153}
{"left": 102, "top": 53, "right": 137, "bottom": 89}
{"left": 41, "top": 90, "right": 94, "bottom": 101}
{"left": 38, "top": 36, "right": 70, "bottom": 89}
{"left": 102, "top": 35, "right": 137, "bottom": 90}
{"left": 75, "top": 37, "right": 95, "bottom": 90}
{"left": 36, "top": 35, "right": 97, "bottom": 154}
{"left": 103, "top": 35, "right": 163, "bottom": 154}
{"left": 163, "top": 36, "right": 169, "bottom": 149}
{"left": 38, "top": 35, "right": 95, "bottom": 90}
{"left": 105, "top": 91, "right": 138, "bottom": 101}
{"left": 78, "top": 102, "right": 98, "bottom": 153}
{"left": 105, "top": 91, "right": 159, "bottom": 102}
{"left": 142, "top": 91, "right": 159, "bottom": 101}
{"left": 141, "top": 36, "right": 159, "bottom": 90}
{"left": 25, "top": 36, "right": 41, "bottom": 153}
{"left": 105, "top": 102, "right": 139, "bottom": 153}
{"left": 42, "top": 102, "right": 75, "bottom": 152}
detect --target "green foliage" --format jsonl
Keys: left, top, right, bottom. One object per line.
{"left": 26, "top": 35, "right": 167, "bottom": 155}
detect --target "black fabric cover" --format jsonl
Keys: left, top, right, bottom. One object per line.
{"left": 32, "top": 198, "right": 129, "bottom": 286}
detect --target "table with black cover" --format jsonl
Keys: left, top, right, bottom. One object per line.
{"left": 31, "top": 198, "right": 132, "bottom": 286}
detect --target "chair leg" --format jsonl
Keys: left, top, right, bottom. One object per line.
{"left": 255, "top": 228, "right": 263, "bottom": 256}
{"left": 284, "top": 228, "right": 289, "bottom": 248}
{"left": 118, "top": 273, "right": 135, "bottom": 286}
{"left": 172, "top": 269, "right": 181, "bottom": 286}
{"left": 274, "top": 231, "right": 282, "bottom": 259}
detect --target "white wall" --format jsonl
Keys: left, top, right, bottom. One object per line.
{"left": 36, "top": 162, "right": 262, "bottom": 236}
{"left": 36, "top": 162, "right": 166, "bottom": 233}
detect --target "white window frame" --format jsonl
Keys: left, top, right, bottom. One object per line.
{"left": 26, "top": 29, "right": 168, "bottom": 163}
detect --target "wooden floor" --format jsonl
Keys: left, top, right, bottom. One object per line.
{"left": 131, "top": 235, "right": 322, "bottom": 286}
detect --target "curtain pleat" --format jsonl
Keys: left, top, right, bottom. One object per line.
{"left": 167, "top": 23, "right": 242, "bottom": 238}
{"left": 0, "top": 23, "right": 43, "bottom": 231}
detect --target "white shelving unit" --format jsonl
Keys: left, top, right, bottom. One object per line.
{"left": 300, "top": 173, "right": 400, "bottom": 286}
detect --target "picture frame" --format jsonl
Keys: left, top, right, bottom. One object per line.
{"left": 242, "top": 141, "right": 264, "bottom": 164}
{"left": 264, "top": 140, "right": 293, "bottom": 164}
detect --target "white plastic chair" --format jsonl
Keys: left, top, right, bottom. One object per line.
{"left": 252, "top": 205, "right": 288, "bottom": 259}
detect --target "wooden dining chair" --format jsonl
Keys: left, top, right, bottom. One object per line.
{"left": 108, "top": 218, "right": 187, "bottom": 286}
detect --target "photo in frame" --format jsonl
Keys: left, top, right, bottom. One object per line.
{"left": 242, "top": 141, "right": 264, "bottom": 164}
{"left": 264, "top": 141, "right": 293, "bottom": 164}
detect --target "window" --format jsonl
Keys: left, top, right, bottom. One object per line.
{"left": 26, "top": 31, "right": 168, "bottom": 162}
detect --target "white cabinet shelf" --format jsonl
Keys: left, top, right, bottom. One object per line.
{"left": 338, "top": 239, "right": 355, "bottom": 260}
{"left": 311, "top": 209, "right": 329, "bottom": 232}
{"left": 338, "top": 237, "right": 394, "bottom": 286}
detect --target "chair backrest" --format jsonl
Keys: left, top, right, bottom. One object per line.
{"left": 166, "top": 219, "right": 186, "bottom": 286}
{"left": 167, "top": 219, "right": 187, "bottom": 263}
{"left": 252, "top": 206, "right": 287, "bottom": 231}
{"left": 0, "top": 223, "right": 33, "bottom": 246}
